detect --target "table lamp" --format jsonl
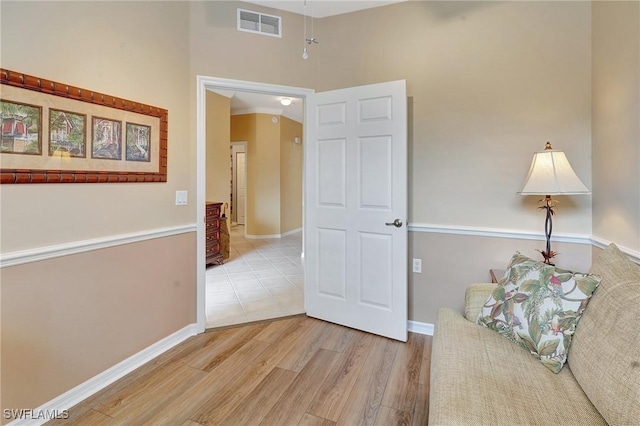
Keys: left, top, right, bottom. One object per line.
{"left": 517, "top": 142, "right": 590, "bottom": 265}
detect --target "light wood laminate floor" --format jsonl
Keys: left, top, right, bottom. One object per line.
{"left": 47, "top": 316, "right": 432, "bottom": 426}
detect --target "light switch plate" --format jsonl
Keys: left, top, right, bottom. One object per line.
{"left": 175, "top": 190, "right": 188, "bottom": 206}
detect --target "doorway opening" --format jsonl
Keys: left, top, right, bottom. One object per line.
{"left": 196, "top": 76, "right": 314, "bottom": 332}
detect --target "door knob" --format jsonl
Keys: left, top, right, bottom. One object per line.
{"left": 385, "top": 219, "right": 403, "bottom": 228}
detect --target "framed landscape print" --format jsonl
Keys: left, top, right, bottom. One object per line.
{"left": 0, "top": 68, "right": 168, "bottom": 184}
{"left": 92, "top": 117, "right": 122, "bottom": 160}
{"left": 126, "top": 123, "right": 151, "bottom": 162}
{"left": 0, "top": 100, "right": 42, "bottom": 155}
{"left": 49, "top": 109, "right": 86, "bottom": 158}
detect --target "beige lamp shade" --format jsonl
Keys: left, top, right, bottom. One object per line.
{"left": 518, "top": 143, "right": 590, "bottom": 195}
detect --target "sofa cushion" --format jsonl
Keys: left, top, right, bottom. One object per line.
{"left": 464, "top": 283, "right": 497, "bottom": 321}
{"left": 477, "top": 253, "right": 601, "bottom": 373}
{"left": 429, "top": 308, "right": 606, "bottom": 425}
{"left": 569, "top": 243, "right": 640, "bottom": 425}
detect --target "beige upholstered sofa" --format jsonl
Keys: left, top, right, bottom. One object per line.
{"left": 428, "top": 244, "right": 640, "bottom": 425}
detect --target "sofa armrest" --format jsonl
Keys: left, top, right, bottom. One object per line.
{"left": 464, "top": 283, "right": 497, "bottom": 321}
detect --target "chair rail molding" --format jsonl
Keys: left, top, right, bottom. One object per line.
{"left": 591, "top": 235, "right": 640, "bottom": 264}
{"left": 0, "top": 224, "right": 197, "bottom": 268}
{"left": 407, "top": 222, "right": 591, "bottom": 245}
{"left": 407, "top": 223, "right": 639, "bottom": 264}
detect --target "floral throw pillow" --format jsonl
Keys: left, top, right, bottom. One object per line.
{"left": 477, "top": 253, "right": 601, "bottom": 373}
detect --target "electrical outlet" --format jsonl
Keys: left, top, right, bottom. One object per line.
{"left": 412, "top": 258, "right": 422, "bottom": 273}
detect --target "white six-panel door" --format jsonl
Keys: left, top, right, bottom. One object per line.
{"left": 304, "top": 80, "right": 408, "bottom": 341}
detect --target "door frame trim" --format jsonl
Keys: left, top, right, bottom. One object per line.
{"left": 230, "top": 141, "right": 247, "bottom": 227}
{"left": 196, "top": 75, "right": 314, "bottom": 333}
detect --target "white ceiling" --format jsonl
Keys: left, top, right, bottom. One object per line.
{"left": 242, "top": 0, "right": 407, "bottom": 19}
{"left": 212, "top": 89, "right": 304, "bottom": 123}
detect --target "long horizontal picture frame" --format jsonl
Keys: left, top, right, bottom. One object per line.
{"left": 0, "top": 68, "right": 168, "bottom": 183}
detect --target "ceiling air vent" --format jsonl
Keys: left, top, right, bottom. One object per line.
{"left": 237, "top": 9, "right": 282, "bottom": 38}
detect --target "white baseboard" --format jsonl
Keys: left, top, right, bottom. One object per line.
{"left": 282, "top": 228, "right": 303, "bottom": 237}
{"left": 245, "top": 227, "right": 302, "bottom": 240}
{"left": 245, "top": 233, "right": 282, "bottom": 240}
{"left": 408, "top": 320, "right": 434, "bottom": 336}
{"left": 7, "top": 323, "right": 198, "bottom": 426}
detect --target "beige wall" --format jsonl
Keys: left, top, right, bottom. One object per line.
{"left": 316, "top": 1, "right": 593, "bottom": 235}
{"left": 1, "top": 233, "right": 196, "bottom": 418}
{"left": 189, "top": 1, "right": 316, "bottom": 89}
{"left": 206, "top": 91, "right": 231, "bottom": 209}
{"left": 229, "top": 114, "right": 302, "bottom": 236}
{"left": 0, "top": 1, "right": 195, "bottom": 416}
{"left": 280, "top": 117, "right": 303, "bottom": 234}
{"left": 314, "top": 1, "right": 595, "bottom": 321}
{"left": 410, "top": 232, "right": 593, "bottom": 324}
{"left": 192, "top": 1, "right": 597, "bottom": 324}
{"left": 1, "top": 1, "right": 194, "bottom": 252}
{"left": 251, "top": 114, "right": 282, "bottom": 236}
{"left": 592, "top": 1, "right": 640, "bottom": 253}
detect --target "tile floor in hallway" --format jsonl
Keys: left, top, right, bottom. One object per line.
{"left": 205, "top": 224, "right": 304, "bottom": 329}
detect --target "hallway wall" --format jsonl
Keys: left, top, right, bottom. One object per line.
{"left": 280, "top": 116, "right": 303, "bottom": 234}
{"left": 206, "top": 91, "right": 231, "bottom": 208}
{"left": 230, "top": 113, "right": 303, "bottom": 237}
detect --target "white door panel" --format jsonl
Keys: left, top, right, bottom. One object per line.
{"left": 359, "top": 136, "right": 392, "bottom": 209}
{"left": 305, "top": 80, "right": 407, "bottom": 342}
{"left": 317, "top": 139, "right": 346, "bottom": 207}
{"left": 317, "top": 228, "right": 347, "bottom": 299}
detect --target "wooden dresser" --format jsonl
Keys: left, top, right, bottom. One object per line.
{"left": 205, "top": 202, "right": 224, "bottom": 266}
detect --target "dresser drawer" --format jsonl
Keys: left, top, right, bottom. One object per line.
{"left": 206, "top": 242, "right": 221, "bottom": 256}
{"left": 206, "top": 218, "right": 220, "bottom": 232}
{"left": 206, "top": 231, "right": 221, "bottom": 243}
{"left": 205, "top": 202, "right": 224, "bottom": 265}
{"left": 206, "top": 205, "right": 220, "bottom": 217}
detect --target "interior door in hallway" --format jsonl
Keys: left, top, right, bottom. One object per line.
{"left": 304, "top": 80, "right": 408, "bottom": 342}
{"left": 236, "top": 152, "right": 246, "bottom": 225}
{"left": 231, "top": 142, "right": 247, "bottom": 226}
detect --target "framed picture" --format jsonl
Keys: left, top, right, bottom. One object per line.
{"left": 92, "top": 117, "right": 122, "bottom": 160}
{"left": 126, "top": 123, "right": 151, "bottom": 162}
{"left": 49, "top": 109, "right": 86, "bottom": 158}
{"left": 0, "top": 100, "right": 42, "bottom": 155}
{"left": 0, "top": 68, "right": 168, "bottom": 184}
